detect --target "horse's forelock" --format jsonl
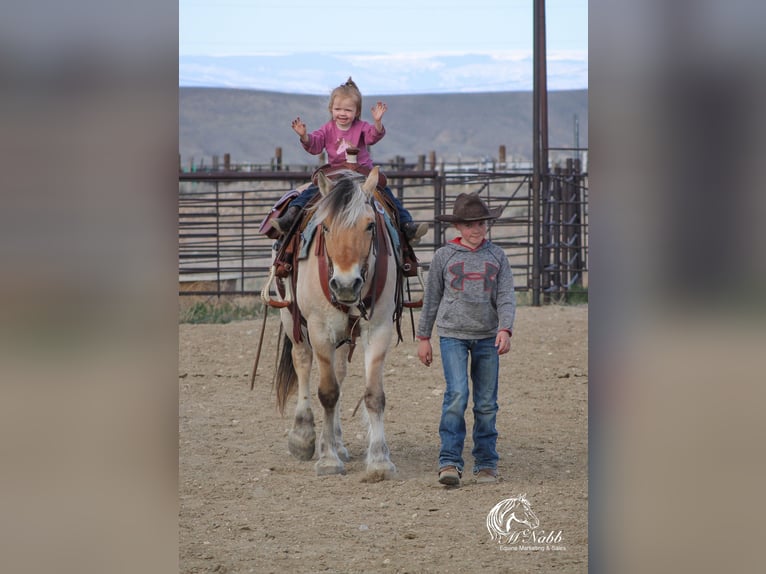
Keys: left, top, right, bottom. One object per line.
{"left": 314, "top": 173, "right": 371, "bottom": 228}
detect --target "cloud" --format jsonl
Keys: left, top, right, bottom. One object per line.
{"left": 335, "top": 52, "right": 447, "bottom": 73}
{"left": 179, "top": 51, "right": 588, "bottom": 94}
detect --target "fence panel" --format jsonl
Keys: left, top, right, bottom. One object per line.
{"left": 178, "top": 165, "right": 588, "bottom": 303}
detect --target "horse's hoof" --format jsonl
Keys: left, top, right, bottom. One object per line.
{"left": 315, "top": 460, "right": 346, "bottom": 476}
{"left": 288, "top": 430, "right": 316, "bottom": 461}
{"left": 363, "top": 462, "right": 397, "bottom": 482}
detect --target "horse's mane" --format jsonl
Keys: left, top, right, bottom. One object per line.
{"left": 312, "top": 171, "right": 370, "bottom": 229}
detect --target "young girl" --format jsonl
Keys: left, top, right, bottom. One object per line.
{"left": 416, "top": 192, "right": 516, "bottom": 487}
{"left": 272, "top": 77, "right": 427, "bottom": 243}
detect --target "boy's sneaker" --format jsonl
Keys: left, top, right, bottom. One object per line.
{"left": 438, "top": 466, "right": 461, "bottom": 486}
{"left": 475, "top": 468, "right": 498, "bottom": 484}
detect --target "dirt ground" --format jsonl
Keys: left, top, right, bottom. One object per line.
{"left": 179, "top": 304, "right": 588, "bottom": 573}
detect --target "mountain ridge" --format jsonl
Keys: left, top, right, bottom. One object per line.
{"left": 179, "top": 87, "right": 588, "bottom": 168}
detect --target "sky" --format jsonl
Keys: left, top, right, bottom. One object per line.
{"left": 179, "top": 0, "right": 588, "bottom": 94}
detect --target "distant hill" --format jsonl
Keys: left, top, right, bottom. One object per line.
{"left": 179, "top": 88, "right": 587, "bottom": 168}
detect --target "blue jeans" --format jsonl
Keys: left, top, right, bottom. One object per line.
{"left": 290, "top": 184, "right": 412, "bottom": 224}
{"left": 438, "top": 336, "right": 500, "bottom": 475}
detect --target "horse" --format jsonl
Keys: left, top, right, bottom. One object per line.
{"left": 486, "top": 494, "right": 540, "bottom": 543}
{"left": 261, "top": 167, "right": 400, "bottom": 481}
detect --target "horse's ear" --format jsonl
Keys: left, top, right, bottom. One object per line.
{"left": 362, "top": 167, "right": 379, "bottom": 195}
{"left": 317, "top": 171, "right": 332, "bottom": 197}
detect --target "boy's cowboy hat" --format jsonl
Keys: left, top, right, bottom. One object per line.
{"left": 435, "top": 192, "right": 503, "bottom": 222}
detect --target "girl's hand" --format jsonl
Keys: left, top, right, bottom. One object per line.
{"left": 417, "top": 339, "right": 433, "bottom": 367}
{"left": 370, "top": 101, "right": 387, "bottom": 122}
{"left": 291, "top": 117, "right": 307, "bottom": 137}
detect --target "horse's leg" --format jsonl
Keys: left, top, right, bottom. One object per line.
{"left": 362, "top": 329, "right": 397, "bottom": 481}
{"left": 313, "top": 342, "right": 346, "bottom": 476}
{"left": 332, "top": 348, "right": 350, "bottom": 462}
{"left": 288, "top": 340, "right": 316, "bottom": 461}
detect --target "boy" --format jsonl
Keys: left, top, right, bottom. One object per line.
{"left": 416, "top": 192, "right": 516, "bottom": 486}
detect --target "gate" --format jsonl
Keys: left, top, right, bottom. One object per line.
{"left": 178, "top": 163, "right": 587, "bottom": 304}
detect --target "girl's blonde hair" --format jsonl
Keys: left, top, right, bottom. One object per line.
{"left": 328, "top": 77, "right": 363, "bottom": 120}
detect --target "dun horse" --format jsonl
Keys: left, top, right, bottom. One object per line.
{"left": 262, "top": 168, "right": 400, "bottom": 480}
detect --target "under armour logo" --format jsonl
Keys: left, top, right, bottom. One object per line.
{"left": 449, "top": 262, "right": 499, "bottom": 291}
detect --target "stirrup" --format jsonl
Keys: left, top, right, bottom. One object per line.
{"left": 402, "top": 267, "right": 425, "bottom": 309}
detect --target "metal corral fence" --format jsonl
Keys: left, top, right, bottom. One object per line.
{"left": 178, "top": 161, "right": 587, "bottom": 304}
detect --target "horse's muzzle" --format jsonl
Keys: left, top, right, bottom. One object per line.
{"left": 329, "top": 275, "right": 364, "bottom": 305}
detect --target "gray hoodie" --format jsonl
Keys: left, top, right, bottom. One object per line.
{"left": 417, "top": 238, "right": 516, "bottom": 340}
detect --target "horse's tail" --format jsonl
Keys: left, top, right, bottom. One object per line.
{"left": 274, "top": 334, "right": 297, "bottom": 415}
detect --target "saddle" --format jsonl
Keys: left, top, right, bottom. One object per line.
{"left": 261, "top": 188, "right": 419, "bottom": 283}
{"left": 311, "top": 162, "right": 388, "bottom": 191}
{"left": 258, "top": 188, "right": 301, "bottom": 240}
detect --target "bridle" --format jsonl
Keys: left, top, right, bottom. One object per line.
{"left": 318, "top": 199, "right": 387, "bottom": 314}
{"left": 321, "top": 206, "right": 377, "bottom": 317}
{"left": 317, "top": 199, "right": 390, "bottom": 360}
